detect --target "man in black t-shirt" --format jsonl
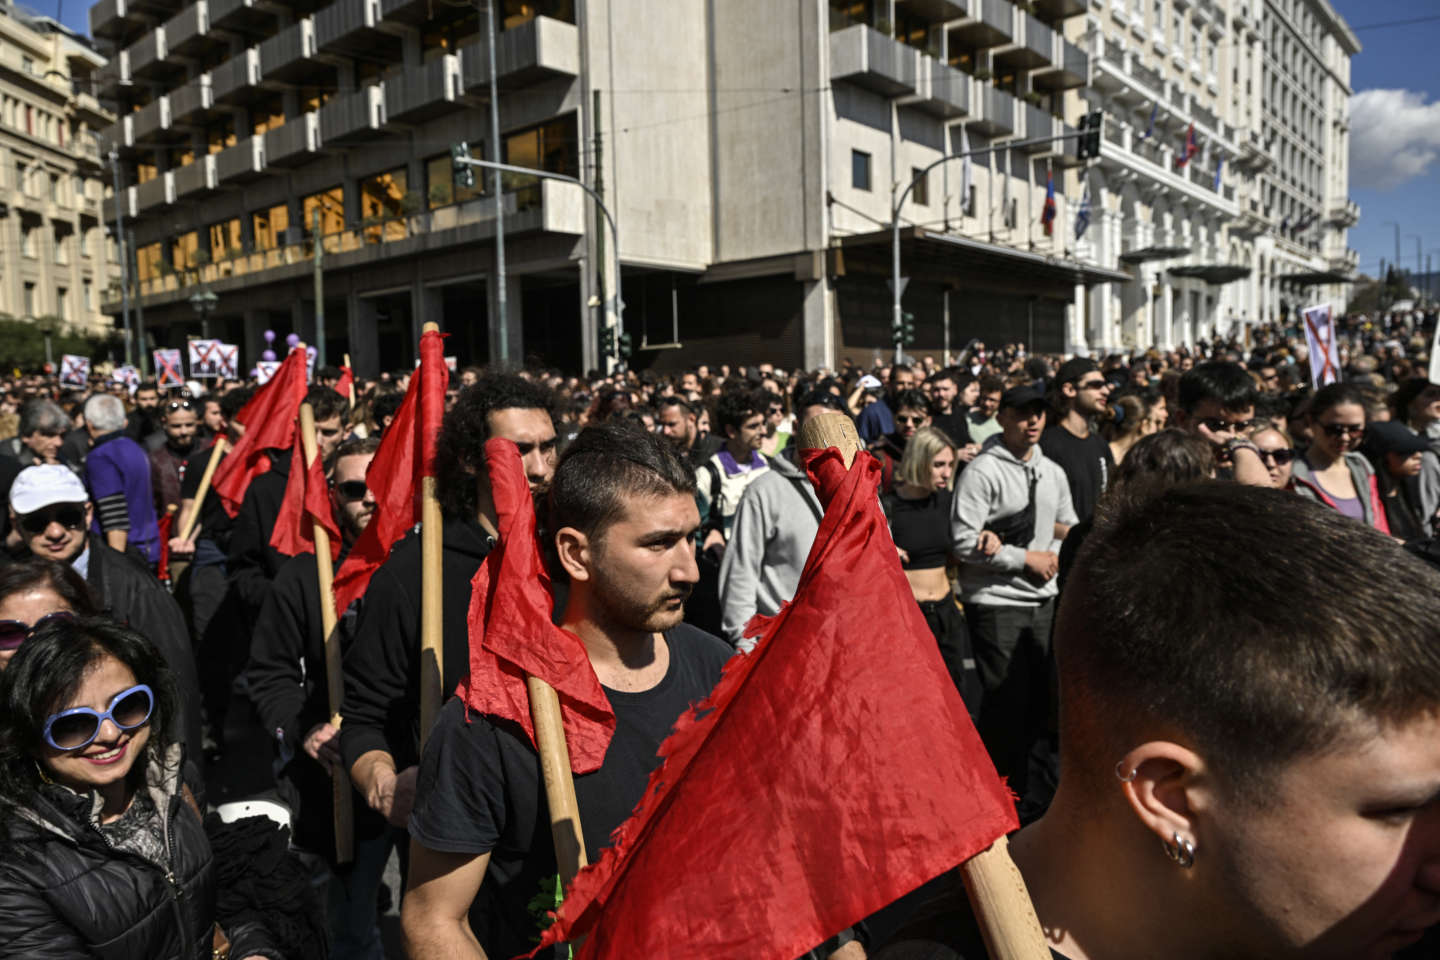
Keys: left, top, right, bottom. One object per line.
{"left": 1039, "top": 358, "right": 1113, "bottom": 523}
{"left": 403, "top": 423, "right": 733, "bottom": 960}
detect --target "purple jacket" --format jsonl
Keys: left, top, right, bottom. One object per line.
{"left": 87, "top": 431, "right": 161, "bottom": 564}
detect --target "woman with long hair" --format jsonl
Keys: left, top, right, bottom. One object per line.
{"left": 0, "top": 559, "right": 97, "bottom": 670}
{"left": 1102, "top": 394, "right": 1155, "bottom": 465}
{"left": 1290, "top": 383, "right": 1389, "bottom": 533}
{"left": 0, "top": 617, "right": 285, "bottom": 959}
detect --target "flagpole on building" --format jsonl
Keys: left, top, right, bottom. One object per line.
{"left": 300, "top": 401, "right": 355, "bottom": 865}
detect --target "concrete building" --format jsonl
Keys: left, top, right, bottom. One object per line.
{"left": 1078, "top": 0, "right": 1356, "bottom": 356}
{"left": 0, "top": 3, "right": 116, "bottom": 335}
{"left": 89, "top": 0, "right": 1131, "bottom": 376}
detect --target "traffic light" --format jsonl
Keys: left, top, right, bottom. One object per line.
{"left": 1075, "top": 112, "right": 1103, "bottom": 162}
{"left": 893, "top": 312, "right": 916, "bottom": 348}
{"left": 617, "top": 331, "right": 633, "bottom": 361}
{"left": 451, "top": 141, "right": 475, "bottom": 189}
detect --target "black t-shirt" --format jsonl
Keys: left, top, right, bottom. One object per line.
{"left": 886, "top": 489, "right": 954, "bottom": 570}
{"left": 931, "top": 411, "right": 972, "bottom": 449}
{"left": 179, "top": 442, "right": 234, "bottom": 547}
{"left": 1039, "top": 425, "right": 1112, "bottom": 524}
{"left": 408, "top": 623, "right": 733, "bottom": 960}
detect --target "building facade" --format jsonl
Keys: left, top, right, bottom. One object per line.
{"left": 0, "top": 4, "right": 116, "bottom": 336}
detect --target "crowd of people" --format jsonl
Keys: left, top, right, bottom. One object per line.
{"left": 0, "top": 304, "right": 1436, "bottom": 959}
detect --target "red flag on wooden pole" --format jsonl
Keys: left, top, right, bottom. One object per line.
{"left": 330, "top": 329, "right": 448, "bottom": 614}
{"left": 334, "top": 365, "right": 353, "bottom": 401}
{"left": 454, "top": 438, "right": 615, "bottom": 774}
{"left": 532, "top": 445, "right": 1018, "bottom": 960}
{"left": 212, "top": 346, "right": 309, "bottom": 517}
{"left": 269, "top": 422, "right": 341, "bottom": 560}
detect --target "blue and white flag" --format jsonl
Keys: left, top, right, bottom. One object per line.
{"left": 1213, "top": 154, "right": 1224, "bottom": 191}
{"left": 1139, "top": 101, "right": 1157, "bottom": 140}
{"left": 1075, "top": 180, "right": 1091, "bottom": 240}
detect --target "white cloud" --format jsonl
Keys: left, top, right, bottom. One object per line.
{"left": 1349, "top": 89, "right": 1440, "bottom": 190}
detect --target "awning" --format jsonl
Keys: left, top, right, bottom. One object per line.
{"left": 1119, "top": 243, "right": 1191, "bottom": 263}
{"left": 1279, "top": 269, "right": 1354, "bottom": 285}
{"left": 1168, "top": 263, "right": 1253, "bottom": 284}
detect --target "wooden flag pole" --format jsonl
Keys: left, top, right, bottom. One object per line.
{"left": 176, "top": 438, "right": 227, "bottom": 543}
{"left": 528, "top": 676, "right": 589, "bottom": 886}
{"left": 418, "top": 322, "right": 444, "bottom": 752}
{"left": 299, "top": 402, "right": 355, "bottom": 865}
{"left": 797, "top": 413, "right": 1051, "bottom": 960}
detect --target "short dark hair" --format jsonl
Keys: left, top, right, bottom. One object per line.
{"left": 888, "top": 363, "right": 913, "bottom": 383}
{"left": 1178, "top": 361, "right": 1258, "bottom": 415}
{"left": 434, "top": 375, "right": 554, "bottom": 521}
{"left": 1059, "top": 482, "right": 1440, "bottom": 802}
{"left": 218, "top": 385, "right": 254, "bottom": 421}
{"left": 655, "top": 395, "right": 694, "bottom": 418}
{"left": 1107, "top": 428, "right": 1214, "bottom": 493}
{"left": 135, "top": 381, "right": 158, "bottom": 395}
{"left": 714, "top": 389, "right": 761, "bottom": 435}
{"left": 978, "top": 374, "right": 1005, "bottom": 396}
{"left": 0, "top": 617, "right": 180, "bottom": 836}
{"left": 893, "top": 388, "right": 929, "bottom": 415}
{"left": 548, "top": 422, "right": 695, "bottom": 542}
{"left": 797, "top": 389, "right": 845, "bottom": 414}
{"left": 0, "top": 560, "right": 98, "bottom": 617}
{"left": 304, "top": 385, "right": 349, "bottom": 424}
{"left": 317, "top": 365, "right": 341, "bottom": 381}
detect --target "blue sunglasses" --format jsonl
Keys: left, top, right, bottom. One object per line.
{"left": 43, "top": 683, "right": 154, "bottom": 752}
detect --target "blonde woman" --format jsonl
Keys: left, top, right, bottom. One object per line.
{"left": 884, "top": 427, "right": 981, "bottom": 715}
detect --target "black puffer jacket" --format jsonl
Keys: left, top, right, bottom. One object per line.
{"left": 0, "top": 745, "right": 280, "bottom": 959}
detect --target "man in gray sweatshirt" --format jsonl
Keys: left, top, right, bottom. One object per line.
{"left": 950, "top": 384, "right": 1076, "bottom": 793}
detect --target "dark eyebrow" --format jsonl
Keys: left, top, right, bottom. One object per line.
{"left": 640, "top": 525, "right": 699, "bottom": 545}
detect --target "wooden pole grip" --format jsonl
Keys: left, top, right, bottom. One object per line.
{"left": 418, "top": 478, "right": 444, "bottom": 751}
{"left": 796, "top": 412, "right": 864, "bottom": 469}
{"left": 527, "top": 675, "right": 589, "bottom": 887}
{"left": 177, "top": 438, "right": 227, "bottom": 543}
{"left": 959, "top": 838, "right": 1051, "bottom": 959}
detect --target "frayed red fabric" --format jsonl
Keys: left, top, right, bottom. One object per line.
{"left": 269, "top": 424, "right": 340, "bottom": 561}
{"left": 530, "top": 448, "right": 1017, "bottom": 960}
{"left": 454, "top": 438, "right": 615, "bottom": 775}
{"left": 213, "top": 347, "right": 308, "bottom": 518}
{"left": 331, "top": 330, "right": 448, "bottom": 613}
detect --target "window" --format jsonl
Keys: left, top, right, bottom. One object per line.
{"left": 302, "top": 185, "right": 345, "bottom": 241}
{"left": 911, "top": 167, "right": 928, "bottom": 206}
{"left": 500, "top": 0, "right": 574, "bottom": 30}
{"left": 136, "top": 241, "right": 164, "bottom": 281}
{"left": 23, "top": 282, "right": 35, "bottom": 316}
{"left": 172, "top": 231, "right": 199, "bottom": 270}
{"left": 252, "top": 203, "right": 289, "bottom": 252}
{"left": 14, "top": 162, "right": 24, "bottom": 193}
{"left": 48, "top": 174, "right": 58, "bottom": 203}
{"left": 55, "top": 230, "right": 68, "bottom": 264}
{"left": 22, "top": 226, "right": 37, "bottom": 258}
{"left": 21, "top": 56, "right": 34, "bottom": 76}
{"left": 502, "top": 114, "right": 580, "bottom": 210}
{"left": 852, "top": 149, "right": 872, "bottom": 191}
{"left": 56, "top": 287, "right": 68, "bottom": 321}
{"left": 209, "top": 218, "right": 242, "bottom": 259}
{"left": 1153, "top": 0, "right": 1165, "bottom": 33}
{"left": 83, "top": 279, "right": 92, "bottom": 310}
{"left": 426, "top": 153, "right": 485, "bottom": 209}
{"left": 359, "top": 169, "right": 407, "bottom": 241}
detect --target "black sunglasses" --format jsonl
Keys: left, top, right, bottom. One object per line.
{"left": 0, "top": 610, "right": 74, "bottom": 652}
{"left": 19, "top": 504, "right": 86, "bottom": 535}
{"left": 334, "top": 480, "right": 368, "bottom": 502}
{"left": 1319, "top": 423, "right": 1365, "bottom": 439}
{"left": 1257, "top": 448, "right": 1296, "bottom": 466}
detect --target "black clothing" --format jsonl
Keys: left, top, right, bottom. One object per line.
{"left": 408, "top": 623, "right": 732, "bottom": 960}
{"left": 930, "top": 411, "right": 972, "bottom": 449}
{"left": 338, "top": 515, "right": 494, "bottom": 774}
{"left": 60, "top": 427, "right": 90, "bottom": 469}
{"left": 0, "top": 747, "right": 281, "bottom": 960}
{"left": 685, "top": 433, "right": 724, "bottom": 471}
{"left": 150, "top": 443, "right": 192, "bottom": 517}
{"left": 179, "top": 442, "right": 235, "bottom": 551}
{"left": 124, "top": 407, "right": 159, "bottom": 445}
{"left": 966, "top": 600, "right": 1055, "bottom": 808}
{"left": 0, "top": 452, "right": 19, "bottom": 546}
{"left": 246, "top": 549, "right": 385, "bottom": 864}
{"left": 869, "top": 869, "right": 1067, "bottom": 960}
{"left": 917, "top": 595, "right": 982, "bottom": 718}
{"left": 1038, "top": 425, "right": 1112, "bottom": 524}
{"left": 887, "top": 489, "right": 954, "bottom": 570}
{"left": 1377, "top": 469, "right": 1428, "bottom": 542}
{"left": 86, "top": 534, "right": 205, "bottom": 760}
{"left": 226, "top": 448, "right": 293, "bottom": 625}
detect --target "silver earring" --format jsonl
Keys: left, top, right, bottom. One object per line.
{"left": 1114, "top": 760, "right": 1136, "bottom": 782}
{"left": 1162, "top": 831, "right": 1196, "bottom": 868}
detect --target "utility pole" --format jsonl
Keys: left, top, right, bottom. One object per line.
{"left": 313, "top": 208, "right": 325, "bottom": 366}
{"left": 109, "top": 146, "right": 132, "bottom": 366}
{"left": 129, "top": 228, "right": 146, "bottom": 376}
{"left": 485, "top": 0, "right": 507, "bottom": 365}
{"left": 1384, "top": 221, "right": 1401, "bottom": 283}
{"left": 593, "top": 87, "right": 609, "bottom": 373}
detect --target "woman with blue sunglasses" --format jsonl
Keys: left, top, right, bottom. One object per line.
{"left": 0, "top": 616, "right": 283, "bottom": 959}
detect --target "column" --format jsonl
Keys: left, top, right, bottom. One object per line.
{"left": 242, "top": 308, "right": 266, "bottom": 374}
{"left": 1156, "top": 277, "right": 1174, "bottom": 350}
{"left": 1066, "top": 282, "right": 1088, "bottom": 357}
{"left": 411, "top": 282, "right": 442, "bottom": 336}
{"left": 801, "top": 275, "right": 833, "bottom": 372}
{"left": 346, "top": 291, "right": 380, "bottom": 379}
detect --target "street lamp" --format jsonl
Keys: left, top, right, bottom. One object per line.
{"left": 188, "top": 288, "right": 218, "bottom": 338}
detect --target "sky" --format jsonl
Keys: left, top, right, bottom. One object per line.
{"left": 42, "top": 0, "right": 1439, "bottom": 283}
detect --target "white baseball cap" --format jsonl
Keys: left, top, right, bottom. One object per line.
{"left": 9, "top": 465, "right": 89, "bottom": 516}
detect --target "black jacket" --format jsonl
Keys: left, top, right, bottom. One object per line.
{"left": 226, "top": 448, "right": 293, "bottom": 624}
{"left": 339, "top": 515, "right": 493, "bottom": 773}
{"left": 0, "top": 746, "right": 279, "bottom": 960}
{"left": 245, "top": 548, "right": 384, "bottom": 861}
{"left": 86, "top": 535, "right": 205, "bottom": 760}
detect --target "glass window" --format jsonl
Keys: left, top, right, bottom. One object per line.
{"left": 426, "top": 153, "right": 485, "bottom": 209}
{"left": 852, "top": 150, "right": 871, "bottom": 191}
{"left": 302, "top": 185, "right": 345, "bottom": 241}
{"left": 829, "top": 0, "right": 870, "bottom": 32}
{"left": 55, "top": 230, "right": 68, "bottom": 264}
{"left": 252, "top": 94, "right": 285, "bottom": 136}
{"left": 501, "top": 0, "right": 574, "bottom": 30}
{"left": 22, "top": 226, "right": 36, "bottom": 258}
{"left": 252, "top": 203, "right": 289, "bottom": 252}
{"left": 209, "top": 218, "right": 242, "bottom": 259}
{"left": 172, "top": 230, "right": 200, "bottom": 270}
{"left": 911, "top": 167, "right": 928, "bottom": 206}
{"left": 359, "top": 169, "right": 407, "bottom": 242}
{"left": 207, "top": 116, "right": 236, "bottom": 155}
{"left": 23, "top": 282, "right": 35, "bottom": 315}
{"left": 83, "top": 279, "right": 92, "bottom": 309}
{"left": 503, "top": 114, "right": 579, "bottom": 209}
{"left": 56, "top": 287, "right": 68, "bottom": 321}
{"left": 136, "top": 241, "right": 164, "bottom": 281}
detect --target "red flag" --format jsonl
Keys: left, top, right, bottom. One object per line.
{"left": 334, "top": 365, "right": 353, "bottom": 400}
{"left": 212, "top": 347, "right": 309, "bottom": 517}
{"left": 534, "top": 449, "right": 1017, "bottom": 959}
{"left": 155, "top": 509, "right": 174, "bottom": 584}
{"left": 1176, "top": 122, "right": 1197, "bottom": 168}
{"left": 455, "top": 438, "right": 615, "bottom": 774}
{"left": 331, "top": 329, "right": 448, "bottom": 613}
{"left": 269, "top": 424, "right": 341, "bottom": 560}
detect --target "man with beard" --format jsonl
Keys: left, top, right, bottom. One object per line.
{"left": 1039, "top": 357, "right": 1114, "bottom": 524}
{"left": 123, "top": 381, "right": 162, "bottom": 445}
{"left": 245, "top": 436, "right": 387, "bottom": 959}
{"left": 857, "top": 363, "right": 918, "bottom": 444}
{"left": 148, "top": 398, "right": 199, "bottom": 517}
{"left": 655, "top": 395, "right": 721, "bottom": 470}
{"left": 402, "top": 422, "right": 736, "bottom": 960}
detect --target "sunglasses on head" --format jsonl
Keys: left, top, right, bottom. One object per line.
{"left": 18, "top": 504, "right": 86, "bottom": 536}
{"left": 165, "top": 399, "right": 194, "bottom": 412}
{"left": 334, "top": 480, "right": 368, "bottom": 502}
{"left": 0, "top": 610, "right": 74, "bottom": 652}
{"left": 43, "top": 683, "right": 154, "bottom": 752}
{"left": 1320, "top": 423, "right": 1365, "bottom": 439}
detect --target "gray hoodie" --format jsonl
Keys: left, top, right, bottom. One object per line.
{"left": 950, "top": 435, "right": 1077, "bottom": 607}
{"left": 717, "top": 452, "right": 822, "bottom": 651}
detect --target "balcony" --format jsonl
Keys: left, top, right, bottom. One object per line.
{"left": 1327, "top": 249, "right": 1359, "bottom": 274}
{"left": 173, "top": 155, "right": 218, "bottom": 198}
{"left": 949, "top": 0, "right": 1014, "bottom": 48}
{"left": 169, "top": 77, "right": 215, "bottom": 122}
{"left": 895, "top": 0, "right": 965, "bottom": 19}
{"left": 1193, "top": 102, "right": 1218, "bottom": 132}
{"left": 1131, "top": 57, "right": 1162, "bottom": 95}
{"left": 1326, "top": 199, "right": 1359, "bottom": 227}
{"left": 98, "top": 116, "right": 129, "bottom": 152}
{"left": 95, "top": 52, "right": 131, "bottom": 98}
{"left": 90, "top": 0, "right": 149, "bottom": 45}
{"left": 1035, "top": 37, "right": 1088, "bottom": 90}
{"left": 913, "top": 59, "right": 969, "bottom": 118}
{"left": 458, "top": 15, "right": 581, "bottom": 91}
{"left": 1019, "top": 103, "right": 1060, "bottom": 153}
{"left": 215, "top": 135, "right": 265, "bottom": 183}
{"left": 386, "top": 54, "right": 463, "bottom": 123}
{"left": 211, "top": 48, "right": 261, "bottom": 104}
{"left": 208, "top": 0, "right": 273, "bottom": 31}
{"left": 314, "top": 0, "right": 398, "bottom": 60}
{"left": 260, "top": 18, "right": 327, "bottom": 85}
{"left": 264, "top": 113, "right": 320, "bottom": 166}
{"left": 996, "top": 14, "right": 1053, "bottom": 70}
{"left": 127, "top": 28, "right": 168, "bottom": 79}
{"left": 319, "top": 84, "right": 385, "bottom": 144}
{"left": 129, "top": 96, "right": 174, "bottom": 144}
{"left": 968, "top": 84, "right": 1015, "bottom": 136}
{"left": 828, "top": 24, "right": 917, "bottom": 97}
{"left": 133, "top": 172, "right": 174, "bottom": 214}
{"left": 1033, "top": 0, "right": 1086, "bottom": 18}
{"left": 102, "top": 187, "right": 137, "bottom": 225}
{"left": 165, "top": 2, "right": 212, "bottom": 57}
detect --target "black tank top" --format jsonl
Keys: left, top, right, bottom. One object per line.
{"left": 887, "top": 489, "right": 954, "bottom": 571}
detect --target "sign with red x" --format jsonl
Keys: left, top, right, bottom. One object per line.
{"left": 59, "top": 354, "right": 89, "bottom": 388}
{"left": 214, "top": 343, "right": 240, "bottom": 380}
{"left": 154, "top": 348, "right": 185, "bottom": 388}
{"left": 189, "top": 338, "right": 223, "bottom": 378}
{"left": 1301, "top": 304, "right": 1339, "bottom": 389}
